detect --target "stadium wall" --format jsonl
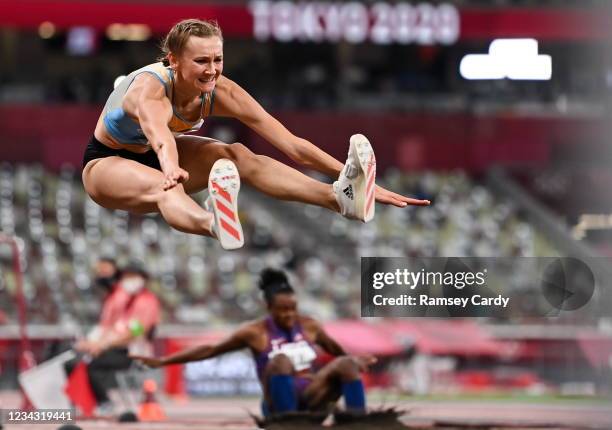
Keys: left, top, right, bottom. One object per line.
{"left": 0, "top": 105, "right": 604, "bottom": 172}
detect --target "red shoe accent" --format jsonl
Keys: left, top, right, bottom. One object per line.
{"left": 211, "top": 180, "right": 232, "bottom": 204}
{"left": 220, "top": 218, "right": 241, "bottom": 241}
{"left": 215, "top": 199, "right": 237, "bottom": 223}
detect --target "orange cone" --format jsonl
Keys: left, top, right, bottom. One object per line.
{"left": 138, "top": 379, "right": 166, "bottom": 421}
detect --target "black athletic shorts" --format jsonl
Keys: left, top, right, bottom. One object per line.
{"left": 82, "top": 135, "right": 161, "bottom": 171}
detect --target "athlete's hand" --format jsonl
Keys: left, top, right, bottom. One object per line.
{"left": 376, "top": 185, "right": 430, "bottom": 207}
{"left": 162, "top": 165, "right": 189, "bottom": 191}
{"left": 355, "top": 355, "right": 378, "bottom": 372}
{"left": 130, "top": 355, "right": 164, "bottom": 368}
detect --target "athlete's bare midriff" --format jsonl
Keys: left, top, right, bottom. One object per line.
{"left": 93, "top": 112, "right": 152, "bottom": 154}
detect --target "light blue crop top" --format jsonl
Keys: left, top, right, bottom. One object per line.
{"left": 101, "top": 63, "right": 215, "bottom": 145}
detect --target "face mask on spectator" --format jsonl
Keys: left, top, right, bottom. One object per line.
{"left": 121, "top": 277, "right": 145, "bottom": 295}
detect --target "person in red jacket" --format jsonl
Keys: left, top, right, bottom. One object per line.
{"left": 69, "top": 261, "right": 161, "bottom": 412}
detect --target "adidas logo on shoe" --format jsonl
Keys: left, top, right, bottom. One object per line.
{"left": 343, "top": 185, "right": 354, "bottom": 200}
{"left": 333, "top": 134, "right": 376, "bottom": 222}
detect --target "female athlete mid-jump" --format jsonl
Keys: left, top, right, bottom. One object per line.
{"left": 82, "top": 19, "right": 429, "bottom": 249}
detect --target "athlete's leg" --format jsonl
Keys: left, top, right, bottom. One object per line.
{"left": 262, "top": 354, "right": 298, "bottom": 414}
{"left": 176, "top": 136, "right": 340, "bottom": 212}
{"left": 82, "top": 157, "right": 215, "bottom": 236}
{"left": 302, "top": 356, "right": 365, "bottom": 411}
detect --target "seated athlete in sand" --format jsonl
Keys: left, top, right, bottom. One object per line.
{"left": 132, "top": 268, "right": 375, "bottom": 416}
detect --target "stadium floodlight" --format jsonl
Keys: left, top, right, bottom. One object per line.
{"left": 460, "top": 38, "right": 552, "bottom": 81}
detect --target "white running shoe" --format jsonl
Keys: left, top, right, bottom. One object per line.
{"left": 206, "top": 159, "right": 244, "bottom": 250}
{"left": 333, "top": 134, "right": 376, "bottom": 223}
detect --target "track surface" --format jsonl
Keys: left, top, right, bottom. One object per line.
{"left": 0, "top": 391, "right": 610, "bottom": 429}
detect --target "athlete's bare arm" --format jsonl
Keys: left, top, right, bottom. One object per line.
{"left": 213, "top": 76, "right": 430, "bottom": 208}
{"left": 213, "top": 76, "right": 343, "bottom": 177}
{"left": 303, "top": 317, "right": 377, "bottom": 370}
{"left": 131, "top": 322, "right": 259, "bottom": 368}
{"left": 301, "top": 317, "right": 346, "bottom": 357}
{"left": 126, "top": 74, "right": 189, "bottom": 191}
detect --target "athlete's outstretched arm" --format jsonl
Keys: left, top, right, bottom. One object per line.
{"left": 131, "top": 326, "right": 252, "bottom": 368}
{"left": 213, "top": 76, "right": 342, "bottom": 177}
{"left": 213, "top": 76, "right": 429, "bottom": 208}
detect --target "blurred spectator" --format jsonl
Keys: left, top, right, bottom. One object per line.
{"left": 92, "top": 256, "right": 121, "bottom": 309}
{"left": 93, "top": 257, "right": 120, "bottom": 294}
{"left": 44, "top": 256, "right": 121, "bottom": 359}
{"left": 67, "top": 260, "right": 161, "bottom": 412}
